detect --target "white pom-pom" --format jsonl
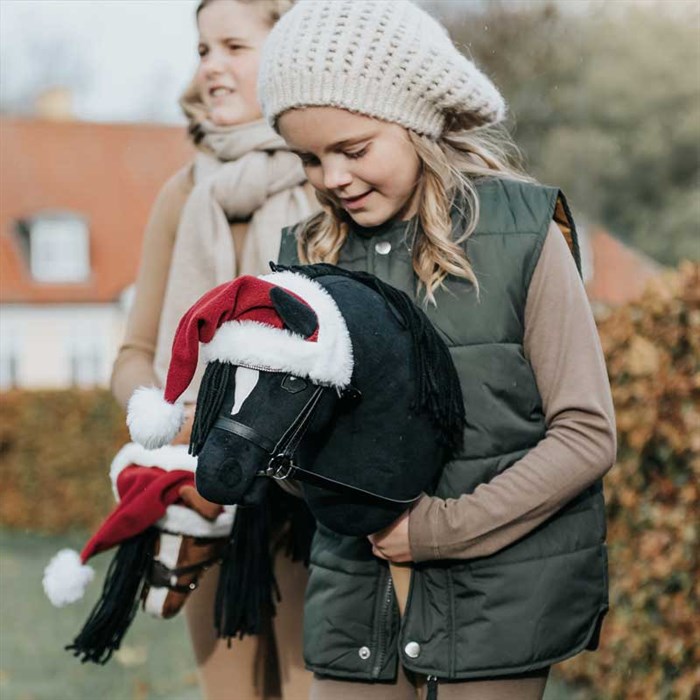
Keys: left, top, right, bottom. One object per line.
{"left": 127, "top": 386, "right": 185, "bottom": 449}
{"left": 43, "top": 549, "right": 95, "bottom": 607}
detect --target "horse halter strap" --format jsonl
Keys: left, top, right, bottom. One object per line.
{"left": 214, "top": 387, "right": 421, "bottom": 508}
{"left": 149, "top": 553, "right": 222, "bottom": 594}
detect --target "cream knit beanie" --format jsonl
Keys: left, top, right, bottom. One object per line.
{"left": 258, "top": 0, "right": 506, "bottom": 138}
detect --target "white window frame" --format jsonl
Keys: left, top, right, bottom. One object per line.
{"left": 29, "top": 214, "right": 90, "bottom": 283}
{"left": 68, "top": 334, "right": 102, "bottom": 389}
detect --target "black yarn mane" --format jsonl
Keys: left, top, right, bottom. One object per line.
{"left": 271, "top": 262, "right": 465, "bottom": 456}
{"left": 190, "top": 360, "right": 232, "bottom": 456}
{"left": 189, "top": 362, "right": 315, "bottom": 642}
{"left": 67, "top": 528, "right": 158, "bottom": 664}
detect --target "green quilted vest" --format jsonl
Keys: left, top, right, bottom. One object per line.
{"left": 277, "top": 178, "right": 609, "bottom": 681}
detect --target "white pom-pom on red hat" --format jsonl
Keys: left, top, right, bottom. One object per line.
{"left": 42, "top": 444, "right": 210, "bottom": 610}
{"left": 43, "top": 549, "right": 95, "bottom": 607}
{"left": 127, "top": 387, "right": 185, "bottom": 449}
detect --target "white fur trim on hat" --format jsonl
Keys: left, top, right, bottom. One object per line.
{"left": 258, "top": 0, "right": 506, "bottom": 137}
{"left": 43, "top": 549, "right": 95, "bottom": 607}
{"left": 109, "top": 443, "right": 197, "bottom": 499}
{"left": 127, "top": 387, "right": 185, "bottom": 450}
{"left": 157, "top": 504, "right": 235, "bottom": 538}
{"left": 202, "top": 271, "right": 353, "bottom": 388}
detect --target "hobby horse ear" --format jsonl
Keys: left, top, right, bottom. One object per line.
{"left": 269, "top": 287, "right": 319, "bottom": 339}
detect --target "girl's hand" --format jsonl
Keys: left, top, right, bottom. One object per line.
{"left": 171, "top": 404, "right": 196, "bottom": 446}
{"left": 368, "top": 510, "right": 413, "bottom": 563}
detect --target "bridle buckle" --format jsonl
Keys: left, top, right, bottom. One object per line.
{"left": 267, "top": 454, "right": 293, "bottom": 480}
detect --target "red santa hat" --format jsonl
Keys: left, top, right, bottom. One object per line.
{"left": 126, "top": 271, "right": 353, "bottom": 450}
{"left": 43, "top": 443, "right": 234, "bottom": 608}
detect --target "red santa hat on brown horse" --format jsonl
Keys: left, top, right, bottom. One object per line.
{"left": 43, "top": 443, "right": 234, "bottom": 664}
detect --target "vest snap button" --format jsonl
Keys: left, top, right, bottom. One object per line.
{"left": 375, "top": 241, "right": 391, "bottom": 255}
{"left": 404, "top": 641, "right": 421, "bottom": 658}
{"left": 358, "top": 646, "right": 371, "bottom": 660}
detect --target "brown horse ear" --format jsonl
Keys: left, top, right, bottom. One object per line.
{"left": 270, "top": 287, "right": 319, "bottom": 338}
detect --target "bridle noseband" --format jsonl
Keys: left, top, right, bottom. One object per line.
{"left": 213, "top": 385, "right": 421, "bottom": 507}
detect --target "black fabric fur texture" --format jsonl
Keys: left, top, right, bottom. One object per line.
{"left": 269, "top": 286, "right": 319, "bottom": 338}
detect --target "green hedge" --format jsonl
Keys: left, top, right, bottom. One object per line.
{"left": 557, "top": 262, "right": 699, "bottom": 699}
{"left": 0, "top": 389, "right": 128, "bottom": 532}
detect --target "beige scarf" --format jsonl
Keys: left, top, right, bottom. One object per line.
{"left": 154, "top": 118, "right": 313, "bottom": 400}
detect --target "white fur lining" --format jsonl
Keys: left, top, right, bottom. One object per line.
{"left": 109, "top": 443, "right": 197, "bottom": 498}
{"left": 156, "top": 504, "right": 235, "bottom": 538}
{"left": 202, "top": 271, "right": 353, "bottom": 388}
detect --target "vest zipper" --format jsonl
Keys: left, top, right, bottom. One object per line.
{"left": 371, "top": 569, "right": 394, "bottom": 679}
{"left": 426, "top": 675, "right": 439, "bottom": 699}
{"left": 446, "top": 568, "right": 456, "bottom": 678}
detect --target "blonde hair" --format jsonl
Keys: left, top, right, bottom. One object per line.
{"left": 297, "top": 125, "right": 534, "bottom": 304}
{"left": 196, "top": 0, "right": 295, "bottom": 26}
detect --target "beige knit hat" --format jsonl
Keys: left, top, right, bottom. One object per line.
{"left": 258, "top": 0, "right": 506, "bottom": 138}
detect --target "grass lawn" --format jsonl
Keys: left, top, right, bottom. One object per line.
{"left": 1, "top": 529, "right": 200, "bottom": 700}
{"left": 0, "top": 528, "right": 581, "bottom": 700}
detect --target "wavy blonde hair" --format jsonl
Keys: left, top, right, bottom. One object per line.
{"left": 297, "top": 125, "right": 534, "bottom": 303}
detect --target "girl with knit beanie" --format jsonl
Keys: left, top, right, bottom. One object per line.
{"left": 259, "top": 1, "right": 616, "bottom": 698}
{"left": 111, "top": 1, "right": 316, "bottom": 698}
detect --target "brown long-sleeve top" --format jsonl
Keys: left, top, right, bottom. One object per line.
{"left": 408, "top": 221, "right": 617, "bottom": 562}
{"left": 112, "top": 176, "right": 616, "bottom": 563}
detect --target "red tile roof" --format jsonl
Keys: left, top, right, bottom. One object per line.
{"left": 0, "top": 118, "right": 193, "bottom": 304}
{"left": 0, "top": 120, "right": 660, "bottom": 309}
{"left": 585, "top": 227, "right": 663, "bottom": 307}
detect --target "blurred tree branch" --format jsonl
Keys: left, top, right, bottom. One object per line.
{"left": 429, "top": 0, "right": 700, "bottom": 264}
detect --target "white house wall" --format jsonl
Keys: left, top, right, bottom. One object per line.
{"left": 0, "top": 303, "right": 127, "bottom": 390}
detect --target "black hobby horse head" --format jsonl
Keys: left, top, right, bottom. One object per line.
{"left": 140, "top": 265, "right": 465, "bottom": 537}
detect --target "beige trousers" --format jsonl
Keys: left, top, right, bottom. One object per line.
{"left": 310, "top": 667, "right": 550, "bottom": 700}
{"left": 185, "top": 549, "right": 313, "bottom": 700}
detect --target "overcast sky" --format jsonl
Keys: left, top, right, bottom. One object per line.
{"left": 0, "top": 0, "right": 691, "bottom": 125}
{"left": 0, "top": 0, "right": 200, "bottom": 124}
{"left": 0, "top": 0, "right": 500, "bottom": 124}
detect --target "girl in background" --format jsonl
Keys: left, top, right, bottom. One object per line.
{"left": 111, "top": 1, "right": 316, "bottom": 698}
{"left": 259, "top": 1, "right": 616, "bottom": 698}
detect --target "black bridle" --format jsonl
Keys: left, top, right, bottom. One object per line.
{"left": 213, "top": 386, "right": 421, "bottom": 507}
